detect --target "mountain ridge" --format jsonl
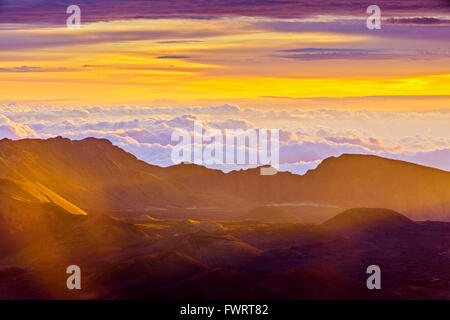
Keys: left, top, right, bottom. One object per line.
{"left": 1, "top": 137, "right": 449, "bottom": 221}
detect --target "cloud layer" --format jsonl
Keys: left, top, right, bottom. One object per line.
{"left": 1, "top": 103, "right": 449, "bottom": 174}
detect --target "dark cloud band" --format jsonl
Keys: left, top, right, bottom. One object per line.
{"left": 0, "top": 0, "right": 448, "bottom": 25}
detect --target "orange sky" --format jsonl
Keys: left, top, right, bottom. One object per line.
{"left": 0, "top": 15, "right": 449, "bottom": 110}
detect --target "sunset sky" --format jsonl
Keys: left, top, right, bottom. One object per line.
{"left": 0, "top": 0, "right": 449, "bottom": 173}
{"left": 1, "top": 0, "right": 449, "bottom": 108}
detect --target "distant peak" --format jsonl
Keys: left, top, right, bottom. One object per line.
{"left": 321, "top": 208, "right": 414, "bottom": 230}
{"left": 322, "top": 153, "right": 382, "bottom": 162}
{"left": 80, "top": 137, "right": 113, "bottom": 144}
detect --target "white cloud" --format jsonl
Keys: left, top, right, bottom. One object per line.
{"left": 1, "top": 102, "right": 449, "bottom": 173}
{"left": 0, "top": 114, "right": 37, "bottom": 139}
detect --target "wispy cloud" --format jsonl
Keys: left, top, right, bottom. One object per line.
{"left": 386, "top": 17, "right": 450, "bottom": 25}
{"left": 0, "top": 66, "right": 42, "bottom": 72}
{"left": 273, "top": 48, "right": 400, "bottom": 60}
{"left": 156, "top": 55, "right": 191, "bottom": 59}
{"left": 0, "top": 65, "right": 73, "bottom": 72}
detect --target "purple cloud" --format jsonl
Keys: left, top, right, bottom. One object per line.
{"left": 0, "top": 1, "right": 448, "bottom": 25}
{"left": 386, "top": 17, "right": 450, "bottom": 25}
{"left": 156, "top": 55, "right": 191, "bottom": 59}
{"left": 272, "top": 48, "right": 402, "bottom": 60}
{"left": 0, "top": 66, "right": 41, "bottom": 72}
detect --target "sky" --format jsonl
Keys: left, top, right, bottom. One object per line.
{"left": 0, "top": 0, "right": 449, "bottom": 173}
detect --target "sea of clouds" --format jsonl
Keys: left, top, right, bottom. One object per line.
{"left": 1, "top": 103, "right": 449, "bottom": 174}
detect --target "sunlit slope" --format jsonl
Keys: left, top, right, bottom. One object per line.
{"left": 0, "top": 137, "right": 219, "bottom": 212}
{"left": 0, "top": 177, "right": 148, "bottom": 263}
{"left": 0, "top": 178, "right": 88, "bottom": 258}
{"left": 0, "top": 178, "right": 86, "bottom": 257}
{"left": 0, "top": 178, "right": 86, "bottom": 218}
{"left": 17, "top": 181, "right": 87, "bottom": 216}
